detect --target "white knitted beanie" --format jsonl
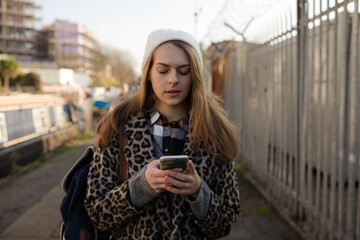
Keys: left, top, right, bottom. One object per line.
{"left": 141, "top": 29, "right": 203, "bottom": 73}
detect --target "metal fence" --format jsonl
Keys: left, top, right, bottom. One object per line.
{"left": 222, "top": 0, "right": 360, "bottom": 239}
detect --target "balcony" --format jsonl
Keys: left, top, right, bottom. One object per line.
{"left": 0, "top": 20, "right": 37, "bottom": 29}
{"left": 0, "top": 34, "right": 34, "bottom": 41}
{"left": 0, "top": 46, "right": 35, "bottom": 54}
{"left": 0, "top": 8, "right": 37, "bottom": 18}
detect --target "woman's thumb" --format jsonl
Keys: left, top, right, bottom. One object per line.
{"left": 187, "top": 160, "right": 195, "bottom": 173}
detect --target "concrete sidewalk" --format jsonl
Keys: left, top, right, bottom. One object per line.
{"left": 223, "top": 173, "right": 303, "bottom": 240}
{"left": 0, "top": 139, "right": 304, "bottom": 240}
{"left": 0, "top": 183, "right": 63, "bottom": 240}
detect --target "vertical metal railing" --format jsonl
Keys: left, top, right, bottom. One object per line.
{"left": 221, "top": 0, "right": 360, "bottom": 239}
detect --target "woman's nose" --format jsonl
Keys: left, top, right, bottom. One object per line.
{"left": 168, "top": 69, "right": 178, "bottom": 84}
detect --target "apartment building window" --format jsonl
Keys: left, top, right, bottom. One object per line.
{"left": 24, "top": 8, "right": 35, "bottom": 16}
{"left": 59, "top": 32, "right": 66, "bottom": 39}
{"left": 61, "top": 44, "right": 77, "bottom": 53}
{"left": 25, "top": 30, "right": 33, "bottom": 38}
{"left": 68, "top": 32, "right": 77, "bottom": 40}
{"left": 0, "top": 113, "right": 8, "bottom": 144}
{"left": 25, "top": 42, "right": 32, "bottom": 49}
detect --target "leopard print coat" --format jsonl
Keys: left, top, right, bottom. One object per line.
{"left": 84, "top": 113, "right": 241, "bottom": 239}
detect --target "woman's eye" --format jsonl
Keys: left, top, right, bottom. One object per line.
{"left": 179, "top": 70, "right": 190, "bottom": 75}
{"left": 178, "top": 68, "right": 190, "bottom": 75}
{"left": 159, "top": 70, "right": 168, "bottom": 74}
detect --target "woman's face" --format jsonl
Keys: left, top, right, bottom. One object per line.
{"left": 149, "top": 42, "right": 192, "bottom": 114}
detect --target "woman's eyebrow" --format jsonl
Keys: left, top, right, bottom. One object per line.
{"left": 178, "top": 64, "right": 190, "bottom": 68}
{"left": 155, "top": 63, "right": 169, "bottom": 67}
{"left": 155, "top": 63, "right": 190, "bottom": 68}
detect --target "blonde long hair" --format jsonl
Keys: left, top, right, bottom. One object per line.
{"left": 95, "top": 40, "right": 240, "bottom": 163}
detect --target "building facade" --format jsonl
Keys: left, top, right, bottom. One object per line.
{"left": 37, "top": 20, "right": 100, "bottom": 80}
{"left": 0, "top": 0, "right": 39, "bottom": 61}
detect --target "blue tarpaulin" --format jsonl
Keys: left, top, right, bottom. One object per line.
{"left": 93, "top": 100, "right": 110, "bottom": 109}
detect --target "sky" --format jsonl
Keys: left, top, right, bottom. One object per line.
{"left": 36, "top": 0, "right": 226, "bottom": 74}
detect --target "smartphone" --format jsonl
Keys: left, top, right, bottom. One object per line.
{"left": 160, "top": 155, "right": 189, "bottom": 170}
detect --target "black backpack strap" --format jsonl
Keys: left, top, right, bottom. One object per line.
{"left": 60, "top": 127, "right": 128, "bottom": 240}
{"left": 60, "top": 145, "right": 111, "bottom": 240}
{"left": 62, "top": 146, "right": 94, "bottom": 193}
{"left": 118, "top": 124, "right": 128, "bottom": 184}
{"left": 112, "top": 124, "right": 128, "bottom": 239}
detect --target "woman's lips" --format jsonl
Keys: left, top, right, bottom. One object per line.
{"left": 166, "top": 90, "right": 180, "bottom": 96}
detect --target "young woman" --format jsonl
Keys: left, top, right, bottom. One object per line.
{"left": 85, "top": 29, "right": 241, "bottom": 239}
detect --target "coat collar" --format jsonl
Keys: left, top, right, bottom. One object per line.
{"left": 124, "top": 112, "right": 201, "bottom": 160}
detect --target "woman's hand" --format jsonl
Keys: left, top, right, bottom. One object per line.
{"left": 164, "top": 161, "right": 201, "bottom": 199}
{"left": 145, "top": 160, "right": 167, "bottom": 193}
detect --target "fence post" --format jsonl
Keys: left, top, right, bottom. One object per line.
{"left": 296, "top": 0, "right": 302, "bottom": 221}
{"left": 296, "top": 0, "right": 308, "bottom": 222}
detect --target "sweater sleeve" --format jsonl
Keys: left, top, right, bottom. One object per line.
{"left": 84, "top": 133, "right": 142, "bottom": 232}
{"left": 185, "top": 180, "right": 211, "bottom": 220}
{"left": 192, "top": 161, "right": 241, "bottom": 239}
{"left": 128, "top": 165, "right": 159, "bottom": 209}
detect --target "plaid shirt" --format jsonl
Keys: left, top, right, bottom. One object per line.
{"left": 148, "top": 110, "right": 188, "bottom": 156}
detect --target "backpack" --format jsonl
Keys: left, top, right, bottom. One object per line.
{"left": 60, "top": 128, "right": 127, "bottom": 240}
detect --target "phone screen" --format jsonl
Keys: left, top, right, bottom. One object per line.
{"left": 160, "top": 155, "right": 189, "bottom": 170}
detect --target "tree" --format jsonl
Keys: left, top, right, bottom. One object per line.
{"left": 100, "top": 45, "right": 137, "bottom": 86}
{"left": 9, "top": 72, "right": 42, "bottom": 92}
{"left": 92, "top": 51, "right": 111, "bottom": 86}
{"left": 0, "top": 57, "right": 19, "bottom": 89}
{"left": 22, "top": 72, "right": 42, "bottom": 90}
{"left": 91, "top": 44, "right": 138, "bottom": 88}
{"left": 108, "top": 49, "right": 137, "bottom": 86}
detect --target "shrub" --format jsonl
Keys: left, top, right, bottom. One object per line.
{"left": 11, "top": 72, "right": 42, "bottom": 91}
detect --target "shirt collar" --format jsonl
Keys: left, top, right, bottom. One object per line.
{"left": 149, "top": 110, "right": 189, "bottom": 130}
{"left": 149, "top": 111, "right": 161, "bottom": 125}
